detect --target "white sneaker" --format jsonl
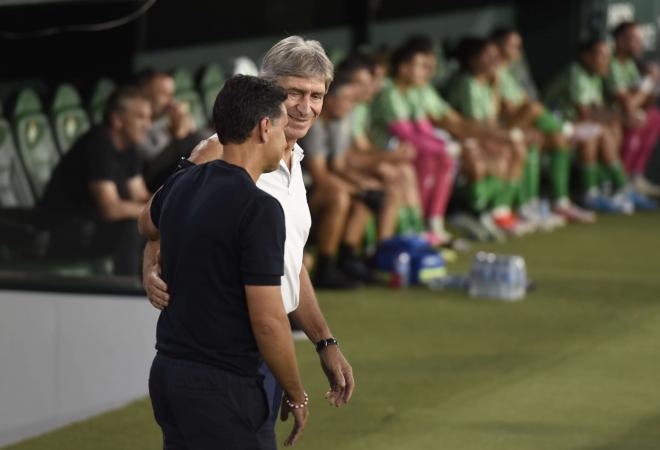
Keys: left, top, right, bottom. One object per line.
{"left": 479, "top": 213, "right": 507, "bottom": 242}
{"left": 632, "top": 175, "right": 660, "bottom": 198}
{"left": 611, "top": 191, "right": 635, "bottom": 215}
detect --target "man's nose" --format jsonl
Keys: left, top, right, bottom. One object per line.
{"left": 296, "top": 96, "right": 311, "bottom": 116}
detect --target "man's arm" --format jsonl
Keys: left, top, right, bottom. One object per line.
{"left": 127, "top": 175, "right": 151, "bottom": 203}
{"left": 89, "top": 181, "right": 146, "bottom": 221}
{"left": 138, "top": 190, "right": 169, "bottom": 310}
{"left": 289, "top": 266, "right": 355, "bottom": 406}
{"left": 246, "top": 285, "right": 308, "bottom": 446}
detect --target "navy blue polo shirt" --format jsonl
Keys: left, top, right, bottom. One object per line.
{"left": 150, "top": 160, "right": 286, "bottom": 377}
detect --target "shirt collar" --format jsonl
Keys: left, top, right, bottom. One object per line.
{"left": 292, "top": 143, "right": 305, "bottom": 162}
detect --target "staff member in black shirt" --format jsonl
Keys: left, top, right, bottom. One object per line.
{"left": 41, "top": 85, "right": 151, "bottom": 275}
{"left": 139, "top": 75, "right": 308, "bottom": 449}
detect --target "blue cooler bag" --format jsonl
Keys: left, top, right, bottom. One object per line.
{"left": 374, "top": 235, "right": 446, "bottom": 285}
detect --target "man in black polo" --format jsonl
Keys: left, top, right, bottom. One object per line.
{"left": 138, "top": 75, "right": 308, "bottom": 449}
{"left": 41, "top": 85, "right": 152, "bottom": 275}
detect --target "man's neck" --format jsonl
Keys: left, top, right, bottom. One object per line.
{"left": 222, "top": 144, "right": 262, "bottom": 183}
{"left": 394, "top": 78, "right": 411, "bottom": 92}
{"left": 283, "top": 139, "right": 296, "bottom": 170}
{"left": 614, "top": 49, "right": 630, "bottom": 61}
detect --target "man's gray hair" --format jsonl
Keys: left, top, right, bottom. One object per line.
{"left": 260, "top": 36, "right": 334, "bottom": 89}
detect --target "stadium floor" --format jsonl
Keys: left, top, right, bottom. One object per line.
{"left": 4, "top": 213, "right": 660, "bottom": 450}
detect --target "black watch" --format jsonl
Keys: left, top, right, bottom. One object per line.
{"left": 315, "top": 337, "right": 338, "bottom": 353}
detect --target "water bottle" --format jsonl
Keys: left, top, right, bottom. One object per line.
{"left": 498, "top": 255, "right": 527, "bottom": 301}
{"left": 483, "top": 252, "right": 497, "bottom": 298}
{"left": 510, "top": 256, "right": 527, "bottom": 301}
{"left": 390, "top": 252, "right": 411, "bottom": 289}
{"left": 469, "top": 252, "right": 487, "bottom": 297}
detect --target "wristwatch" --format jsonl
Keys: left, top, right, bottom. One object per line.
{"left": 315, "top": 337, "right": 338, "bottom": 353}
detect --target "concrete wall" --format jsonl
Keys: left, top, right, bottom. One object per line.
{"left": 0, "top": 290, "right": 158, "bottom": 447}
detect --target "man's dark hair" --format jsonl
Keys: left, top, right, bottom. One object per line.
{"left": 336, "top": 53, "right": 375, "bottom": 77}
{"left": 578, "top": 36, "right": 607, "bottom": 57}
{"left": 213, "top": 75, "right": 287, "bottom": 145}
{"left": 326, "top": 71, "right": 353, "bottom": 97}
{"left": 612, "top": 21, "right": 638, "bottom": 39}
{"left": 391, "top": 36, "right": 434, "bottom": 77}
{"left": 447, "top": 36, "right": 491, "bottom": 72}
{"left": 133, "top": 68, "right": 169, "bottom": 88}
{"left": 490, "top": 26, "right": 517, "bottom": 44}
{"left": 103, "top": 84, "right": 148, "bottom": 125}
{"left": 403, "top": 35, "right": 434, "bottom": 54}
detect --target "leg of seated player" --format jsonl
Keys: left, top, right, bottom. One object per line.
{"left": 374, "top": 164, "right": 403, "bottom": 241}
{"left": 337, "top": 200, "right": 373, "bottom": 282}
{"left": 544, "top": 131, "right": 596, "bottom": 223}
{"left": 310, "top": 178, "right": 355, "bottom": 288}
{"left": 630, "top": 107, "right": 660, "bottom": 195}
{"left": 397, "top": 163, "right": 425, "bottom": 234}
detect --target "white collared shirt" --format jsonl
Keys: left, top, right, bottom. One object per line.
{"left": 202, "top": 136, "right": 311, "bottom": 313}
{"left": 256, "top": 143, "right": 311, "bottom": 313}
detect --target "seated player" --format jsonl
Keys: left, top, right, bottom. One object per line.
{"left": 545, "top": 37, "right": 655, "bottom": 213}
{"left": 369, "top": 39, "right": 456, "bottom": 245}
{"left": 607, "top": 21, "right": 660, "bottom": 197}
{"left": 447, "top": 37, "right": 536, "bottom": 236}
{"left": 410, "top": 35, "right": 545, "bottom": 240}
{"left": 302, "top": 75, "right": 381, "bottom": 287}
{"left": 492, "top": 27, "right": 595, "bottom": 224}
{"left": 337, "top": 54, "right": 425, "bottom": 238}
{"left": 40, "top": 85, "right": 151, "bottom": 275}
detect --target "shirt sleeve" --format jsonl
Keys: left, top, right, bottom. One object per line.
{"left": 351, "top": 104, "right": 369, "bottom": 139}
{"left": 239, "top": 194, "right": 285, "bottom": 286}
{"left": 84, "top": 130, "right": 116, "bottom": 182}
{"left": 423, "top": 86, "right": 449, "bottom": 120}
{"left": 149, "top": 186, "right": 166, "bottom": 229}
{"left": 460, "top": 79, "right": 484, "bottom": 120}
{"left": 379, "top": 87, "right": 411, "bottom": 124}
{"left": 149, "top": 169, "right": 183, "bottom": 229}
{"left": 128, "top": 148, "right": 143, "bottom": 178}
{"left": 570, "top": 67, "right": 595, "bottom": 106}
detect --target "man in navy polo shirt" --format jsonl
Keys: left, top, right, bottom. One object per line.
{"left": 139, "top": 75, "right": 308, "bottom": 449}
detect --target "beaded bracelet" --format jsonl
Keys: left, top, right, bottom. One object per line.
{"left": 284, "top": 392, "right": 309, "bottom": 410}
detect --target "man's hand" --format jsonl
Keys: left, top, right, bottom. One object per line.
{"left": 280, "top": 400, "right": 309, "bottom": 447}
{"left": 144, "top": 249, "right": 169, "bottom": 310}
{"left": 319, "top": 346, "right": 355, "bottom": 407}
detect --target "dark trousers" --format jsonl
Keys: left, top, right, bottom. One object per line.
{"left": 258, "top": 362, "right": 282, "bottom": 425}
{"left": 149, "top": 353, "right": 276, "bottom": 450}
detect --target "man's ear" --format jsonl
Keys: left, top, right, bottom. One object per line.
{"left": 258, "top": 117, "right": 271, "bottom": 143}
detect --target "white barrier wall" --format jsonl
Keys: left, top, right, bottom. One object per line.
{"left": 0, "top": 290, "right": 159, "bottom": 447}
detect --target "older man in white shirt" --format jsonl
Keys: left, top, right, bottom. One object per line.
{"left": 142, "top": 36, "right": 354, "bottom": 445}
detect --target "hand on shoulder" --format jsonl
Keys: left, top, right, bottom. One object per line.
{"left": 189, "top": 135, "right": 224, "bottom": 164}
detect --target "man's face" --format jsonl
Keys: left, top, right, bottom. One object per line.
{"left": 474, "top": 43, "right": 500, "bottom": 78}
{"left": 350, "top": 68, "right": 374, "bottom": 102}
{"left": 423, "top": 53, "right": 437, "bottom": 83}
{"left": 588, "top": 42, "right": 611, "bottom": 75}
{"left": 401, "top": 53, "right": 428, "bottom": 86}
{"left": 372, "top": 63, "right": 387, "bottom": 93}
{"left": 145, "top": 75, "right": 175, "bottom": 119}
{"left": 625, "top": 26, "right": 644, "bottom": 58}
{"left": 327, "top": 84, "right": 357, "bottom": 119}
{"left": 278, "top": 75, "right": 326, "bottom": 142}
{"left": 118, "top": 98, "right": 152, "bottom": 145}
{"left": 502, "top": 32, "right": 523, "bottom": 62}
{"left": 263, "top": 104, "right": 289, "bottom": 172}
